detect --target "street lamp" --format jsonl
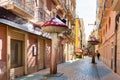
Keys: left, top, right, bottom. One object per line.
{"left": 88, "top": 38, "right": 99, "bottom": 63}
{"left": 42, "top": 17, "right": 68, "bottom": 74}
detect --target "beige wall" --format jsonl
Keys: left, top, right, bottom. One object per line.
{"left": 0, "top": 24, "right": 7, "bottom": 80}
{"left": 100, "top": 11, "right": 116, "bottom": 69}
{"left": 117, "top": 18, "right": 120, "bottom": 75}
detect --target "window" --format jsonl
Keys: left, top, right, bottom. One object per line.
{"left": 106, "top": 24, "right": 107, "bottom": 32}
{"left": 109, "top": 17, "right": 111, "bottom": 28}
{"left": 11, "top": 39, "right": 23, "bottom": 68}
{"left": 103, "top": 29, "right": 105, "bottom": 36}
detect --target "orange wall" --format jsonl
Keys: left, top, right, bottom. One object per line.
{"left": 0, "top": 25, "right": 7, "bottom": 61}
{"left": 45, "top": 39, "right": 51, "bottom": 68}
{"left": 0, "top": 24, "right": 7, "bottom": 80}
{"left": 27, "top": 34, "right": 38, "bottom": 73}
{"left": 100, "top": 11, "right": 116, "bottom": 67}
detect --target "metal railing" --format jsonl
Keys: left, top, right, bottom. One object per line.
{"left": 104, "top": 0, "right": 108, "bottom": 10}
{"left": 65, "top": 4, "right": 75, "bottom": 17}
{"left": 59, "top": 0, "right": 67, "bottom": 12}
{"left": 111, "top": 0, "right": 114, "bottom": 5}
{"left": 38, "top": 8, "right": 51, "bottom": 22}
{"left": 104, "top": 0, "right": 113, "bottom": 10}
{"left": 0, "top": 0, "right": 34, "bottom": 16}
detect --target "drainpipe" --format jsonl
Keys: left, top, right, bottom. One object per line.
{"left": 115, "top": 21, "right": 117, "bottom": 72}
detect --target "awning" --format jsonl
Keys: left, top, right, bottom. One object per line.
{"left": 0, "top": 18, "right": 51, "bottom": 39}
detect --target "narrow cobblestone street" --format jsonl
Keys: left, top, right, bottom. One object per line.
{"left": 14, "top": 57, "right": 120, "bottom": 80}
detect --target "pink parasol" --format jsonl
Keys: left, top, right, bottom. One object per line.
{"left": 75, "top": 49, "right": 83, "bottom": 54}
{"left": 88, "top": 38, "right": 100, "bottom": 45}
{"left": 42, "top": 17, "right": 68, "bottom": 33}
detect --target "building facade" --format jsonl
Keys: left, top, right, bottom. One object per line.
{"left": 63, "top": 0, "right": 76, "bottom": 61}
{"left": 97, "top": 0, "right": 119, "bottom": 74}
{"left": 111, "top": 0, "right": 120, "bottom": 75}
{"left": 75, "top": 18, "right": 81, "bottom": 50}
{"left": 75, "top": 18, "right": 86, "bottom": 55}
{"left": 80, "top": 18, "right": 86, "bottom": 49}
{"left": 0, "top": 0, "right": 76, "bottom": 80}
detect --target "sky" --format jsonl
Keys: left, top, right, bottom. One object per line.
{"left": 76, "top": 0, "right": 97, "bottom": 41}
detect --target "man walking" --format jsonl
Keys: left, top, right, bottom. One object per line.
{"left": 96, "top": 50, "right": 100, "bottom": 60}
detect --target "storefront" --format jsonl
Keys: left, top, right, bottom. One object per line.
{"left": 38, "top": 37, "right": 45, "bottom": 70}
{"left": 0, "top": 18, "right": 52, "bottom": 79}
{"left": 45, "top": 39, "right": 51, "bottom": 68}
{"left": 8, "top": 28, "right": 26, "bottom": 79}
{"left": 0, "top": 6, "right": 68, "bottom": 80}
{"left": 27, "top": 34, "right": 38, "bottom": 74}
{"left": 0, "top": 24, "right": 7, "bottom": 80}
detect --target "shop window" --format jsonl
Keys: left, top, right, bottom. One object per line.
{"left": 11, "top": 39, "right": 23, "bottom": 68}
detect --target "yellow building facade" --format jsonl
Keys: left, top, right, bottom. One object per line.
{"left": 75, "top": 18, "right": 81, "bottom": 50}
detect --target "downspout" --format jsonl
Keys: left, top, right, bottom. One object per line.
{"left": 115, "top": 20, "right": 117, "bottom": 73}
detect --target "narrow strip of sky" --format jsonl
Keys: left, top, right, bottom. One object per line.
{"left": 76, "top": 0, "right": 97, "bottom": 41}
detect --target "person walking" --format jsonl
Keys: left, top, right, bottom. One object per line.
{"left": 96, "top": 50, "right": 100, "bottom": 60}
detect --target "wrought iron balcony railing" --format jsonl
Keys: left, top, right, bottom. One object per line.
{"left": 104, "top": 0, "right": 108, "bottom": 10}
{"left": 0, "top": 0, "right": 34, "bottom": 17}
{"left": 65, "top": 4, "right": 75, "bottom": 18}
{"left": 111, "top": 0, "right": 114, "bottom": 5}
{"left": 38, "top": 8, "right": 51, "bottom": 22}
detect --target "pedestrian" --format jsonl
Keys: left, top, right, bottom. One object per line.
{"left": 96, "top": 50, "right": 100, "bottom": 60}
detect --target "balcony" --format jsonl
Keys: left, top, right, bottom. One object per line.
{"left": 101, "top": 17, "right": 107, "bottom": 27}
{"left": 59, "top": 0, "right": 67, "bottom": 13}
{"left": 35, "top": 8, "right": 51, "bottom": 25}
{"left": 39, "top": 8, "right": 50, "bottom": 22}
{"left": 51, "top": 0, "right": 66, "bottom": 16}
{"left": 66, "top": 31, "right": 75, "bottom": 42}
{"left": 0, "top": 0, "right": 34, "bottom": 20}
{"left": 111, "top": 0, "right": 120, "bottom": 11}
{"left": 103, "top": 0, "right": 111, "bottom": 17}
{"left": 104, "top": 8, "right": 111, "bottom": 17}
{"left": 52, "top": 0, "right": 59, "bottom": 5}
{"left": 65, "top": 4, "right": 74, "bottom": 20}
{"left": 98, "top": 8, "right": 103, "bottom": 20}
{"left": 99, "top": 0, "right": 104, "bottom": 5}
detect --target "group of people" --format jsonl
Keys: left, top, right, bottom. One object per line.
{"left": 70, "top": 49, "right": 101, "bottom": 60}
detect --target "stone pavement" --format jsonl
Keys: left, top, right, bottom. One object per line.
{"left": 14, "top": 56, "right": 120, "bottom": 80}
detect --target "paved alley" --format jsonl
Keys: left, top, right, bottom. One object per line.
{"left": 14, "top": 57, "right": 120, "bottom": 80}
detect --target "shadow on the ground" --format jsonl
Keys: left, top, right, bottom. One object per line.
{"left": 14, "top": 73, "right": 69, "bottom": 80}
{"left": 76, "top": 61, "right": 111, "bottom": 78}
